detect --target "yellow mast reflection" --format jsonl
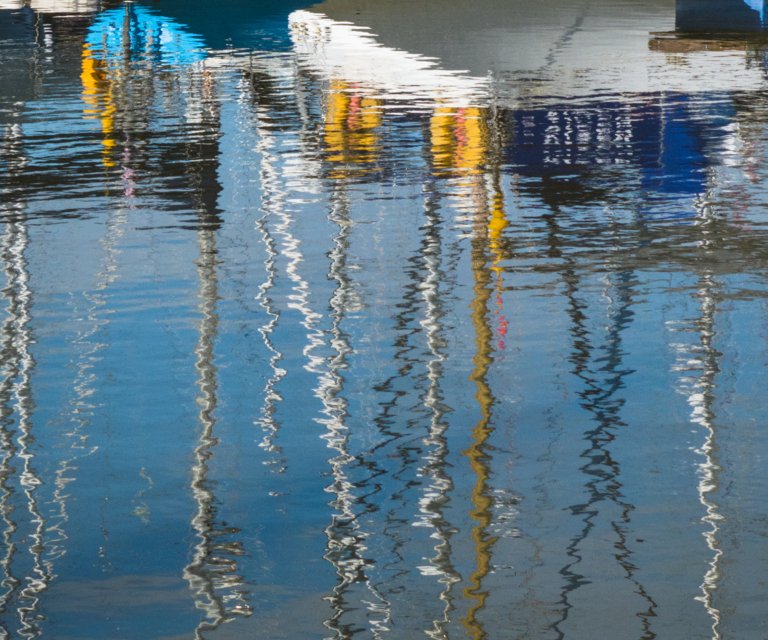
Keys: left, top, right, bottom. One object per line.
{"left": 81, "top": 43, "right": 117, "bottom": 168}
{"left": 429, "top": 104, "right": 509, "bottom": 638}
{"left": 463, "top": 209, "right": 497, "bottom": 640}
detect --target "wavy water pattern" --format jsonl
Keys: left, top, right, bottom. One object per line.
{"left": 3, "top": 0, "right": 768, "bottom": 638}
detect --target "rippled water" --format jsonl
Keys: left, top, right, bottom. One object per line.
{"left": 3, "top": 0, "right": 768, "bottom": 638}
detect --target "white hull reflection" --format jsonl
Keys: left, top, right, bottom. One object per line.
{"left": 288, "top": 4, "right": 768, "bottom": 106}
{"left": 289, "top": 10, "right": 489, "bottom": 109}
{"left": 0, "top": 0, "right": 99, "bottom": 13}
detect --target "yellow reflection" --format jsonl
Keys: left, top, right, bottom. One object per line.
{"left": 81, "top": 44, "right": 116, "bottom": 168}
{"left": 462, "top": 168, "right": 509, "bottom": 640}
{"left": 324, "top": 81, "right": 381, "bottom": 178}
{"left": 463, "top": 219, "right": 497, "bottom": 639}
{"left": 488, "top": 176, "right": 509, "bottom": 350}
{"left": 430, "top": 106, "right": 487, "bottom": 177}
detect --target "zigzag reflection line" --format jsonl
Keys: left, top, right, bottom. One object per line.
{"left": 47, "top": 206, "right": 126, "bottom": 571}
{"left": 255, "top": 103, "right": 325, "bottom": 379}
{"left": 318, "top": 188, "right": 391, "bottom": 639}
{"left": 252, "top": 101, "right": 288, "bottom": 472}
{"left": 2, "top": 219, "right": 47, "bottom": 640}
{"left": 689, "top": 276, "right": 722, "bottom": 640}
{"left": 668, "top": 272, "right": 722, "bottom": 640}
{"left": 414, "top": 189, "right": 462, "bottom": 640}
{"left": 0, "top": 223, "right": 23, "bottom": 638}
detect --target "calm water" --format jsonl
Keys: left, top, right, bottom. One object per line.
{"left": 3, "top": 0, "right": 768, "bottom": 638}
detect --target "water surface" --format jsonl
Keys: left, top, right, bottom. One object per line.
{"left": 2, "top": 0, "right": 768, "bottom": 638}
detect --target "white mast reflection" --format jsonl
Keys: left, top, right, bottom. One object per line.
{"left": 0, "top": 118, "right": 27, "bottom": 637}
{"left": 669, "top": 267, "right": 722, "bottom": 639}
{"left": 13, "top": 224, "right": 43, "bottom": 640}
{"left": 0, "top": 119, "right": 48, "bottom": 639}
{"left": 691, "top": 272, "right": 722, "bottom": 640}
{"left": 318, "top": 187, "right": 383, "bottom": 639}
{"left": 413, "top": 185, "right": 462, "bottom": 639}
{"left": 182, "top": 72, "right": 252, "bottom": 636}
{"left": 250, "top": 66, "right": 292, "bottom": 472}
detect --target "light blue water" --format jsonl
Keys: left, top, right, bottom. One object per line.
{"left": 3, "top": 0, "right": 768, "bottom": 638}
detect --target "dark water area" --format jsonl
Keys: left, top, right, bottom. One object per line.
{"left": 3, "top": 0, "right": 768, "bottom": 638}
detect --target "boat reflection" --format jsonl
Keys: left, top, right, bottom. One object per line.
{"left": 677, "top": 0, "right": 768, "bottom": 32}
{"left": 323, "top": 81, "right": 382, "bottom": 180}
{"left": 0, "top": 0, "right": 99, "bottom": 13}
{"left": 2, "top": 0, "right": 768, "bottom": 636}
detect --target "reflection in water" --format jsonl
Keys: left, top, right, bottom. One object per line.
{"left": 324, "top": 81, "right": 382, "bottom": 179}
{"left": 316, "top": 102, "right": 391, "bottom": 636}
{"left": 434, "top": 105, "right": 510, "bottom": 639}
{"left": 253, "top": 210, "right": 286, "bottom": 470}
{"left": 81, "top": 43, "right": 117, "bottom": 168}
{"left": 318, "top": 187, "right": 377, "bottom": 639}
{"left": 462, "top": 198, "right": 498, "bottom": 640}
{"left": 181, "top": 68, "right": 251, "bottom": 635}
{"left": 670, "top": 270, "right": 724, "bottom": 639}
{"left": 4, "top": 0, "right": 768, "bottom": 636}
{"left": 0, "top": 108, "right": 48, "bottom": 640}
{"left": 556, "top": 263, "right": 657, "bottom": 639}
{"left": 0, "top": 219, "right": 42, "bottom": 640}
{"left": 677, "top": 0, "right": 768, "bottom": 31}
{"left": 185, "top": 219, "right": 252, "bottom": 634}
{"left": 415, "top": 180, "right": 463, "bottom": 639}
{"left": 249, "top": 69, "right": 292, "bottom": 474}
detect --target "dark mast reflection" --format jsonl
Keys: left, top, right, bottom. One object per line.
{"left": 552, "top": 241, "right": 657, "bottom": 637}
{"left": 181, "top": 71, "right": 252, "bottom": 636}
